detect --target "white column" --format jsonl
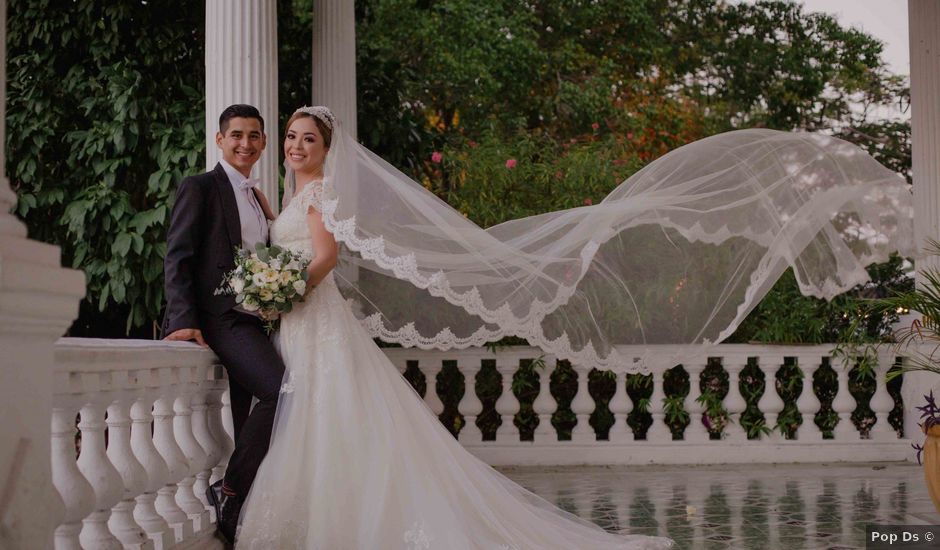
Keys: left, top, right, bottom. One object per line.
{"left": 905, "top": 0, "right": 940, "bottom": 444}
{"left": 0, "top": 0, "right": 85, "bottom": 545}
{"left": 911, "top": 0, "right": 940, "bottom": 276}
{"left": 205, "top": 0, "right": 280, "bottom": 211}
{"left": 312, "top": 0, "right": 357, "bottom": 138}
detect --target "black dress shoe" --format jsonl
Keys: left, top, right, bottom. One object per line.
{"left": 218, "top": 492, "right": 244, "bottom": 546}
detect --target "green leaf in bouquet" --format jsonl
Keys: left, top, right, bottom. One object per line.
{"left": 268, "top": 244, "right": 282, "bottom": 257}
{"left": 301, "top": 271, "right": 310, "bottom": 281}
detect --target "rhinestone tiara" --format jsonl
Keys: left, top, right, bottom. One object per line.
{"left": 294, "top": 105, "right": 335, "bottom": 130}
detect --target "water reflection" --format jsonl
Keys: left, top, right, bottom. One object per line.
{"left": 500, "top": 463, "right": 934, "bottom": 550}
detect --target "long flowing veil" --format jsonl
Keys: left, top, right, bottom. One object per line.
{"left": 284, "top": 117, "right": 913, "bottom": 373}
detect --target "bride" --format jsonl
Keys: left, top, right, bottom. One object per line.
{"left": 235, "top": 105, "right": 911, "bottom": 548}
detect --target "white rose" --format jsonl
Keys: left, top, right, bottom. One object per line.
{"left": 251, "top": 272, "right": 267, "bottom": 287}
{"left": 231, "top": 278, "right": 246, "bottom": 294}
{"left": 279, "top": 271, "right": 293, "bottom": 284}
{"left": 292, "top": 280, "right": 307, "bottom": 295}
{"left": 269, "top": 258, "right": 282, "bottom": 270}
{"left": 259, "top": 289, "right": 274, "bottom": 301}
{"left": 243, "top": 299, "right": 260, "bottom": 312}
{"left": 286, "top": 260, "right": 300, "bottom": 271}
{"left": 263, "top": 269, "right": 279, "bottom": 283}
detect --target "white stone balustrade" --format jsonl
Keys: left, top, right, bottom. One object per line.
{"left": 386, "top": 345, "right": 911, "bottom": 466}
{"left": 52, "top": 339, "right": 228, "bottom": 550}
{"left": 47, "top": 339, "right": 912, "bottom": 549}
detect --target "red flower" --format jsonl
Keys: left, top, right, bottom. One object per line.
{"left": 431, "top": 151, "right": 443, "bottom": 163}
{"left": 584, "top": 198, "right": 593, "bottom": 206}
{"left": 591, "top": 122, "right": 600, "bottom": 131}
{"left": 505, "top": 158, "right": 517, "bottom": 169}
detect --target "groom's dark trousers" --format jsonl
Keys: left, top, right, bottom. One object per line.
{"left": 162, "top": 163, "right": 284, "bottom": 497}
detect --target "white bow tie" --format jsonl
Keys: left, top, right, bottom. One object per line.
{"left": 237, "top": 177, "right": 261, "bottom": 190}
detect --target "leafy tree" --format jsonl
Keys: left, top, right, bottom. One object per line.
{"left": 7, "top": 0, "right": 205, "bottom": 335}
{"left": 6, "top": 0, "right": 911, "bottom": 343}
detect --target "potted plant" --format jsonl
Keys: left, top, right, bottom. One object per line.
{"left": 865, "top": 239, "right": 940, "bottom": 515}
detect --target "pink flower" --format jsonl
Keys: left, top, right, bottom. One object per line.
{"left": 626, "top": 132, "right": 634, "bottom": 140}
{"left": 431, "top": 151, "right": 443, "bottom": 163}
{"left": 505, "top": 158, "right": 517, "bottom": 169}
{"left": 583, "top": 198, "right": 593, "bottom": 206}
{"left": 591, "top": 122, "right": 600, "bottom": 131}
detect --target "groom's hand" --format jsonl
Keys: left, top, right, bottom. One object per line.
{"left": 164, "top": 328, "right": 207, "bottom": 347}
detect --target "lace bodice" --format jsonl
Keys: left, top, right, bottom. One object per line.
{"left": 270, "top": 179, "right": 328, "bottom": 255}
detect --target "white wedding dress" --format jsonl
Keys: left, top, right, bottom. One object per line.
{"left": 235, "top": 180, "right": 674, "bottom": 549}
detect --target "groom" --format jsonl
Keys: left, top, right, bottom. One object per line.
{"left": 162, "top": 104, "right": 285, "bottom": 544}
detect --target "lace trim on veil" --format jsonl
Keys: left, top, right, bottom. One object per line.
{"left": 307, "top": 174, "right": 901, "bottom": 373}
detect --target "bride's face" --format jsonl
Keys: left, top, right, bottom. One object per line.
{"left": 285, "top": 117, "right": 329, "bottom": 176}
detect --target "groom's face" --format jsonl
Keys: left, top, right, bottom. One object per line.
{"left": 216, "top": 117, "right": 266, "bottom": 176}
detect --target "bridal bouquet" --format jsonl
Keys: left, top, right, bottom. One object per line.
{"left": 215, "top": 243, "right": 311, "bottom": 332}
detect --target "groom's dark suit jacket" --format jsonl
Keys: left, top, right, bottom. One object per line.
{"left": 162, "top": 163, "right": 254, "bottom": 336}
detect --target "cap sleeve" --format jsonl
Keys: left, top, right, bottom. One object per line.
{"left": 296, "top": 181, "right": 325, "bottom": 214}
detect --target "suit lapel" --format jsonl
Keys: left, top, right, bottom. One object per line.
{"left": 212, "top": 163, "right": 241, "bottom": 249}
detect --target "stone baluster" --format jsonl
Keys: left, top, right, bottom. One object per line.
{"left": 130, "top": 394, "right": 173, "bottom": 550}
{"left": 206, "top": 383, "right": 231, "bottom": 485}
{"left": 105, "top": 396, "right": 152, "bottom": 549}
{"left": 422, "top": 362, "right": 445, "bottom": 417}
{"left": 757, "top": 356, "right": 785, "bottom": 440}
{"left": 683, "top": 361, "right": 709, "bottom": 442}
{"left": 51, "top": 403, "right": 95, "bottom": 550}
{"left": 722, "top": 359, "right": 749, "bottom": 441}
{"left": 494, "top": 359, "right": 521, "bottom": 443}
{"left": 173, "top": 380, "right": 210, "bottom": 532}
{"left": 607, "top": 369, "right": 633, "bottom": 443}
{"left": 76, "top": 400, "right": 124, "bottom": 549}
{"left": 457, "top": 360, "right": 484, "bottom": 443}
{"left": 646, "top": 369, "right": 671, "bottom": 442}
{"left": 221, "top": 389, "right": 235, "bottom": 455}
{"left": 570, "top": 367, "right": 595, "bottom": 443}
{"left": 191, "top": 371, "right": 222, "bottom": 503}
{"left": 832, "top": 360, "right": 859, "bottom": 440}
{"left": 152, "top": 387, "right": 193, "bottom": 541}
{"left": 870, "top": 350, "right": 898, "bottom": 440}
{"left": 532, "top": 358, "right": 558, "bottom": 442}
{"left": 795, "top": 354, "right": 823, "bottom": 441}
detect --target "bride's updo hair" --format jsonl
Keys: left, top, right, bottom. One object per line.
{"left": 286, "top": 106, "right": 334, "bottom": 148}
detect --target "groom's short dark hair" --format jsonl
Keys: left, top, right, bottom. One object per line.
{"left": 219, "top": 104, "right": 265, "bottom": 134}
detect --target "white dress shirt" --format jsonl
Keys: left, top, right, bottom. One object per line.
{"left": 219, "top": 159, "right": 269, "bottom": 251}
